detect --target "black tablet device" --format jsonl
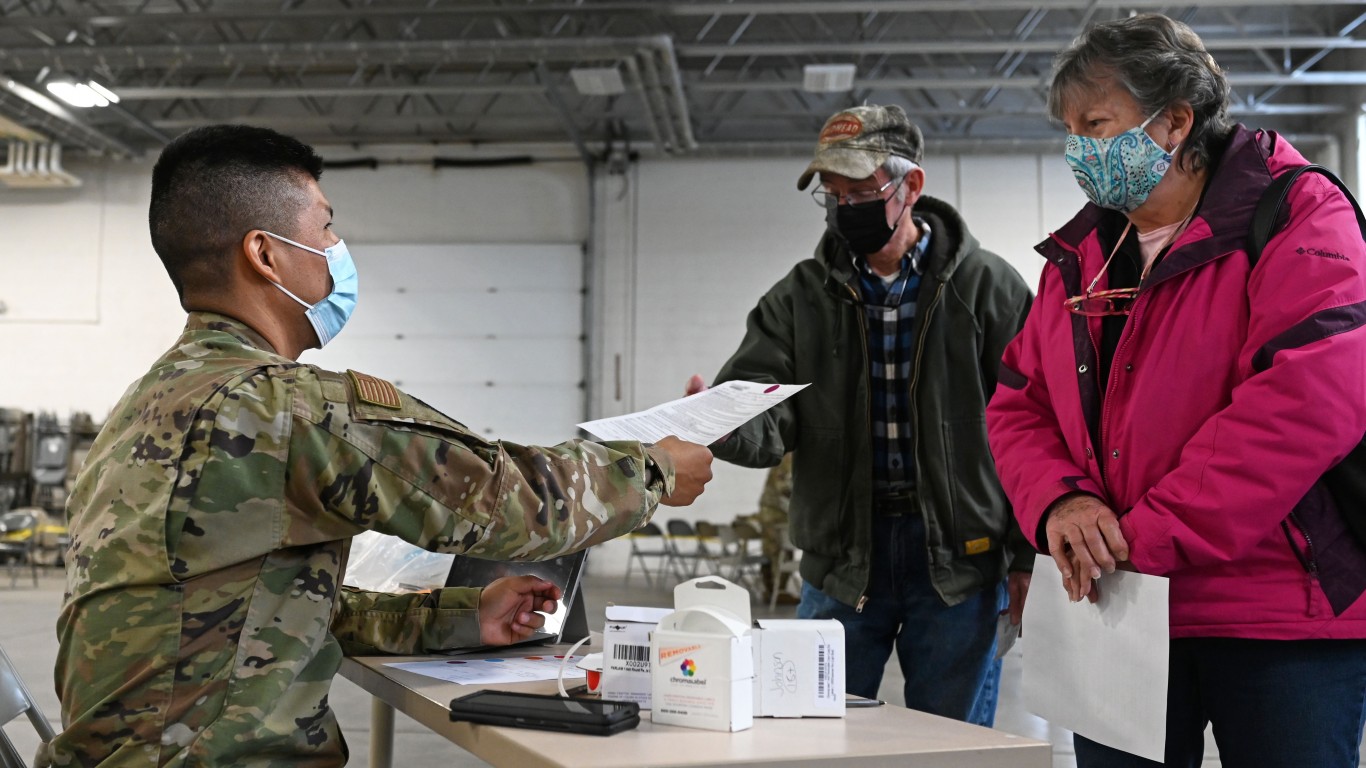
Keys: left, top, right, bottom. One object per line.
{"left": 448, "top": 690, "right": 640, "bottom": 736}
{"left": 444, "top": 549, "right": 590, "bottom": 649}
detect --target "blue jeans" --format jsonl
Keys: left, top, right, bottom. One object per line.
{"left": 797, "top": 513, "right": 1005, "bottom": 726}
{"left": 1073, "top": 637, "right": 1366, "bottom": 768}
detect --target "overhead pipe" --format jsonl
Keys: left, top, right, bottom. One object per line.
{"left": 649, "top": 36, "right": 698, "bottom": 151}
{"left": 634, "top": 45, "right": 682, "bottom": 154}
{"left": 620, "top": 56, "right": 670, "bottom": 156}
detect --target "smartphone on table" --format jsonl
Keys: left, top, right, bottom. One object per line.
{"left": 448, "top": 690, "right": 641, "bottom": 736}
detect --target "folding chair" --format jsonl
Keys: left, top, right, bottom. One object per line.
{"left": 769, "top": 522, "right": 803, "bottom": 610}
{"left": 622, "top": 522, "right": 670, "bottom": 589}
{"left": 691, "top": 521, "right": 723, "bottom": 576}
{"left": 0, "top": 643, "right": 56, "bottom": 768}
{"left": 663, "top": 519, "right": 709, "bottom": 583}
{"left": 715, "top": 524, "right": 768, "bottom": 595}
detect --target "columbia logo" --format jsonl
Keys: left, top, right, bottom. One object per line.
{"left": 1296, "top": 246, "right": 1350, "bottom": 261}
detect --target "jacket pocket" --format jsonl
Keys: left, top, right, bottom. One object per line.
{"left": 941, "top": 417, "right": 1008, "bottom": 558}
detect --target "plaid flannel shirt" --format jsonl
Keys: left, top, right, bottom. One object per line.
{"left": 857, "top": 220, "right": 931, "bottom": 493}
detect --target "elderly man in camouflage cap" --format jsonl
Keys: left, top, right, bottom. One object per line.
{"left": 41, "top": 124, "right": 713, "bottom": 767}
{"left": 686, "top": 104, "right": 1033, "bottom": 724}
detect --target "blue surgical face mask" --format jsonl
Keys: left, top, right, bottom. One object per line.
{"left": 263, "top": 231, "right": 358, "bottom": 347}
{"left": 1064, "top": 110, "right": 1175, "bottom": 213}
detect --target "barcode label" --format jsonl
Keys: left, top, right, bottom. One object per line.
{"left": 614, "top": 644, "right": 649, "bottom": 663}
{"left": 817, "top": 643, "right": 833, "bottom": 702}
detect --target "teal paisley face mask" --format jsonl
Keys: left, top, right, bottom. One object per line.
{"left": 1064, "top": 110, "right": 1175, "bottom": 213}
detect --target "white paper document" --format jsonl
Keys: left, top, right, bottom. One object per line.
{"left": 1022, "top": 558, "right": 1170, "bottom": 762}
{"left": 578, "top": 380, "right": 808, "bottom": 446}
{"left": 387, "top": 654, "right": 586, "bottom": 686}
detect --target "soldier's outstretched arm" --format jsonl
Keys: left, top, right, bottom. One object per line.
{"left": 331, "top": 576, "right": 562, "bottom": 655}
{"left": 285, "top": 368, "right": 711, "bottom": 561}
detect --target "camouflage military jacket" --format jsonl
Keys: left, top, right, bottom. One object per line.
{"left": 43, "top": 312, "right": 673, "bottom": 768}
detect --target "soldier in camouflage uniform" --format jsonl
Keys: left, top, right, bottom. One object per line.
{"left": 732, "top": 453, "right": 795, "bottom": 603}
{"left": 39, "top": 125, "right": 713, "bottom": 768}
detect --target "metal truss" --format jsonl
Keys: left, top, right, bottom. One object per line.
{"left": 0, "top": 1, "right": 1360, "bottom": 157}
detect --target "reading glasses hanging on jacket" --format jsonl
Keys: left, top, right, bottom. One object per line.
{"left": 1063, "top": 210, "right": 1196, "bottom": 317}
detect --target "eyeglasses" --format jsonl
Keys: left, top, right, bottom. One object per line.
{"left": 1063, "top": 286, "right": 1144, "bottom": 317}
{"left": 811, "top": 175, "right": 904, "bottom": 209}
{"left": 1063, "top": 220, "right": 1144, "bottom": 317}
{"left": 1063, "top": 210, "right": 1196, "bottom": 317}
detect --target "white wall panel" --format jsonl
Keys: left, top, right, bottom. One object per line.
{"left": 307, "top": 243, "right": 584, "bottom": 448}
{"left": 920, "top": 156, "right": 961, "bottom": 210}
{"left": 344, "top": 292, "right": 580, "bottom": 338}
{"left": 0, "top": 177, "right": 105, "bottom": 322}
{"left": 384, "top": 384, "right": 582, "bottom": 446}
{"left": 321, "top": 162, "right": 588, "bottom": 244}
{"left": 318, "top": 338, "right": 579, "bottom": 387}
{"left": 958, "top": 154, "right": 1046, "bottom": 283}
{"left": 350, "top": 243, "right": 581, "bottom": 290}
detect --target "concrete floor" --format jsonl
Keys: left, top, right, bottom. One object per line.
{"left": 0, "top": 563, "right": 1334, "bottom": 768}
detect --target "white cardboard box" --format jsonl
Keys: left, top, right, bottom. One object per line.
{"left": 752, "top": 619, "right": 846, "bottom": 718}
{"left": 601, "top": 604, "right": 672, "bottom": 708}
{"left": 651, "top": 577, "right": 754, "bottom": 732}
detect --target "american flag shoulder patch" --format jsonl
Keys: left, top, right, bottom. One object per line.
{"left": 347, "top": 369, "right": 402, "bottom": 410}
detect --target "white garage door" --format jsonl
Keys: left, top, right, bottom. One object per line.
{"left": 305, "top": 243, "right": 584, "bottom": 447}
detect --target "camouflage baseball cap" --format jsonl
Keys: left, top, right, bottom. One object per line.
{"left": 796, "top": 104, "right": 925, "bottom": 190}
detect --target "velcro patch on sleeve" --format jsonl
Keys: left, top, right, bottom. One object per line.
{"left": 347, "top": 370, "right": 402, "bottom": 410}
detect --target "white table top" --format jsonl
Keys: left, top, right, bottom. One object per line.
{"left": 339, "top": 652, "right": 1051, "bottom": 768}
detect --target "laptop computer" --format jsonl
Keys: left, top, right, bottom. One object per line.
{"left": 444, "top": 550, "right": 591, "bottom": 650}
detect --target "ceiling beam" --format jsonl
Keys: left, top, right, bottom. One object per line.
{"left": 115, "top": 83, "right": 546, "bottom": 100}
{"left": 4, "top": 34, "right": 1361, "bottom": 71}
{"left": 688, "top": 71, "right": 1366, "bottom": 91}
{"left": 0, "top": 0, "right": 1357, "bottom": 28}
{"left": 675, "top": 36, "right": 1366, "bottom": 57}
{"left": 108, "top": 84, "right": 1349, "bottom": 115}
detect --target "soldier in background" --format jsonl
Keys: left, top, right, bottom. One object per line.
{"left": 39, "top": 125, "right": 713, "bottom": 768}
{"left": 733, "top": 453, "right": 798, "bottom": 604}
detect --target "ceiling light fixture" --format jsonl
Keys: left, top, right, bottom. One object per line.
{"left": 45, "top": 79, "right": 120, "bottom": 108}
{"left": 569, "top": 67, "right": 626, "bottom": 97}
{"left": 802, "top": 64, "right": 857, "bottom": 93}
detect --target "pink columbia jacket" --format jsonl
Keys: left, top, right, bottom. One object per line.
{"left": 987, "top": 126, "right": 1366, "bottom": 638}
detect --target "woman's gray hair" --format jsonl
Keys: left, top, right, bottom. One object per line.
{"left": 1048, "top": 14, "right": 1234, "bottom": 173}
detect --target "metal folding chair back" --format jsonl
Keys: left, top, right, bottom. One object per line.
{"left": 664, "top": 519, "right": 708, "bottom": 583}
{"left": 623, "top": 522, "right": 670, "bottom": 588}
{"left": 0, "top": 643, "right": 56, "bottom": 768}
{"left": 769, "top": 522, "right": 802, "bottom": 610}
{"left": 716, "top": 524, "right": 767, "bottom": 595}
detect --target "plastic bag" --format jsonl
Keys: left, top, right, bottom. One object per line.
{"left": 342, "top": 530, "right": 455, "bottom": 593}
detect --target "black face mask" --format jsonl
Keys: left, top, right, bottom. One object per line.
{"left": 829, "top": 197, "right": 901, "bottom": 256}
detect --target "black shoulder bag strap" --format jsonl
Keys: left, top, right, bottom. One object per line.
{"left": 1248, "top": 164, "right": 1366, "bottom": 268}
{"left": 1247, "top": 164, "right": 1366, "bottom": 560}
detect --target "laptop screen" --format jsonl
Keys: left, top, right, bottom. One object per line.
{"left": 444, "top": 550, "right": 588, "bottom": 644}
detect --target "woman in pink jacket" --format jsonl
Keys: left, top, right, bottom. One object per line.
{"left": 986, "top": 14, "right": 1366, "bottom": 768}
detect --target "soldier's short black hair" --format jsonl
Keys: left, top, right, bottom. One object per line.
{"left": 149, "top": 125, "right": 324, "bottom": 301}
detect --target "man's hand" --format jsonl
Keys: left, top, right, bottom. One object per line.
{"left": 1005, "top": 570, "right": 1031, "bottom": 626}
{"left": 478, "top": 576, "right": 563, "bottom": 646}
{"left": 1044, "top": 494, "right": 1129, "bottom": 603}
{"left": 685, "top": 374, "right": 707, "bottom": 397}
{"left": 655, "top": 435, "right": 713, "bottom": 507}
